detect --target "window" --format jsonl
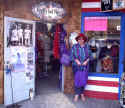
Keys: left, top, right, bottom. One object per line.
{"left": 84, "top": 16, "right": 121, "bottom": 74}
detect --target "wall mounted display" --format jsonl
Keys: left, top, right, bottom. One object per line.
{"left": 4, "top": 16, "right": 35, "bottom": 106}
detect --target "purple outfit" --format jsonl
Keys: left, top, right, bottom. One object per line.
{"left": 71, "top": 43, "right": 89, "bottom": 95}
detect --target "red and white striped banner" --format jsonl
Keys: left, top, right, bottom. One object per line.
{"left": 84, "top": 76, "right": 119, "bottom": 100}
{"left": 82, "top": 0, "right": 101, "bottom": 12}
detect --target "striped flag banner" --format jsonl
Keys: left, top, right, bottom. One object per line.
{"left": 84, "top": 76, "right": 119, "bottom": 100}
{"left": 82, "top": 0, "right": 101, "bottom": 12}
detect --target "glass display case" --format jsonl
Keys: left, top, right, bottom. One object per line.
{"left": 81, "top": 3, "right": 125, "bottom": 101}
{"left": 84, "top": 16, "right": 120, "bottom": 74}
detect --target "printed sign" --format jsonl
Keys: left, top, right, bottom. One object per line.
{"left": 84, "top": 17, "right": 108, "bottom": 31}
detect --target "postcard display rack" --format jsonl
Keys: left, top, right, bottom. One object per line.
{"left": 4, "top": 16, "right": 36, "bottom": 106}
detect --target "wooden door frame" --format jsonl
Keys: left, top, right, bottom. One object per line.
{"left": 0, "top": 4, "right": 4, "bottom": 104}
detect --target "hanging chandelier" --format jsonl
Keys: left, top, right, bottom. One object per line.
{"left": 32, "top": 1, "right": 66, "bottom": 23}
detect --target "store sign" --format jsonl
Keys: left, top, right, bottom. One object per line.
{"left": 32, "top": 1, "right": 66, "bottom": 22}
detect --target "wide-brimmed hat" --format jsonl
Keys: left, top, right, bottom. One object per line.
{"left": 75, "top": 33, "right": 87, "bottom": 42}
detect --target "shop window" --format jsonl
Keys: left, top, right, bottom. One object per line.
{"left": 84, "top": 16, "right": 121, "bottom": 74}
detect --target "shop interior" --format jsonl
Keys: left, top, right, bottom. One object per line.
{"left": 84, "top": 16, "right": 120, "bottom": 74}
{"left": 35, "top": 22, "right": 67, "bottom": 95}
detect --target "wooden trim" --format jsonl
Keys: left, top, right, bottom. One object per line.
{"left": 0, "top": 3, "right": 4, "bottom": 104}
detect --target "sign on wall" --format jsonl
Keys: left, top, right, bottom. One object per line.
{"left": 32, "top": 1, "right": 66, "bottom": 22}
{"left": 84, "top": 17, "right": 108, "bottom": 31}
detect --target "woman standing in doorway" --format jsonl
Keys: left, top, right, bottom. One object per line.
{"left": 71, "top": 33, "right": 90, "bottom": 102}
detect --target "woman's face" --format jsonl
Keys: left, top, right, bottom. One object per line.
{"left": 78, "top": 37, "right": 85, "bottom": 45}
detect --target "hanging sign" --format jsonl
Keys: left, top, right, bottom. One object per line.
{"left": 32, "top": 1, "right": 66, "bottom": 22}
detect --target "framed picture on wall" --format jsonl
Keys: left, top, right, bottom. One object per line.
{"left": 113, "top": 0, "right": 125, "bottom": 9}
{"left": 101, "top": 0, "right": 113, "bottom": 11}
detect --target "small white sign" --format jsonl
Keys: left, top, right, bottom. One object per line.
{"left": 117, "top": 25, "right": 120, "bottom": 31}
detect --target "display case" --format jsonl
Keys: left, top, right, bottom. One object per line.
{"left": 84, "top": 16, "right": 120, "bottom": 74}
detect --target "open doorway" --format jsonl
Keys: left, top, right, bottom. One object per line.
{"left": 35, "top": 22, "right": 66, "bottom": 95}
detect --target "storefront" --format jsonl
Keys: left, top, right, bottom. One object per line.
{"left": 81, "top": 0, "right": 125, "bottom": 100}
{"left": 1, "top": 0, "right": 82, "bottom": 106}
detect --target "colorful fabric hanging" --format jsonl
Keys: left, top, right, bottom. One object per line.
{"left": 53, "top": 24, "right": 60, "bottom": 59}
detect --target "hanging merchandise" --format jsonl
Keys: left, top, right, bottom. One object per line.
{"left": 53, "top": 24, "right": 60, "bottom": 59}
{"left": 36, "top": 32, "right": 44, "bottom": 57}
{"left": 60, "top": 52, "right": 70, "bottom": 66}
{"left": 101, "top": 55, "right": 113, "bottom": 72}
{"left": 47, "top": 23, "right": 53, "bottom": 31}
{"left": 59, "top": 25, "right": 71, "bottom": 66}
{"left": 69, "top": 32, "right": 78, "bottom": 48}
{"left": 59, "top": 25, "right": 67, "bottom": 55}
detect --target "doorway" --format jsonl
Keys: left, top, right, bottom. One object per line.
{"left": 35, "top": 22, "right": 66, "bottom": 95}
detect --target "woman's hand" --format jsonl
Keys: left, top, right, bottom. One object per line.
{"left": 82, "top": 59, "right": 89, "bottom": 66}
{"left": 82, "top": 61, "right": 88, "bottom": 66}
{"left": 75, "top": 59, "right": 81, "bottom": 66}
